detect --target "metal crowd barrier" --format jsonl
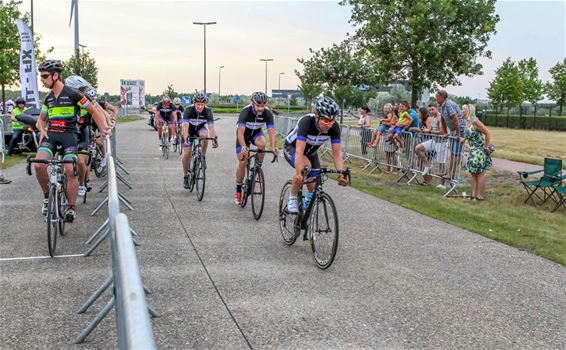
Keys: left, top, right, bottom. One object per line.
{"left": 0, "top": 118, "right": 5, "bottom": 163}
{"left": 274, "top": 116, "right": 466, "bottom": 197}
{"left": 75, "top": 133, "right": 158, "bottom": 347}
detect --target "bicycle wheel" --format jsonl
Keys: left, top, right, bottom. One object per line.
{"left": 240, "top": 177, "right": 249, "bottom": 208}
{"left": 251, "top": 166, "right": 265, "bottom": 220}
{"left": 93, "top": 146, "right": 106, "bottom": 178}
{"left": 309, "top": 192, "right": 339, "bottom": 269}
{"left": 58, "top": 178, "right": 68, "bottom": 236}
{"left": 195, "top": 155, "right": 206, "bottom": 201}
{"left": 279, "top": 180, "right": 298, "bottom": 245}
{"left": 188, "top": 155, "right": 197, "bottom": 192}
{"left": 46, "top": 185, "right": 58, "bottom": 257}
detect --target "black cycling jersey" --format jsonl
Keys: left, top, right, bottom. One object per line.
{"left": 236, "top": 104, "right": 274, "bottom": 135}
{"left": 182, "top": 105, "right": 214, "bottom": 126}
{"left": 284, "top": 114, "right": 341, "bottom": 156}
{"left": 156, "top": 101, "right": 176, "bottom": 120}
{"left": 41, "top": 85, "right": 92, "bottom": 133}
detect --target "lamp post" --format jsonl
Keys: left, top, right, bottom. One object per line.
{"left": 79, "top": 43, "right": 87, "bottom": 55}
{"left": 278, "top": 72, "right": 285, "bottom": 91}
{"left": 259, "top": 58, "right": 274, "bottom": 95}
{"left": 193, "top": 21, "right": 217, "bottom": 95}
{"left": 218, "top": 65, "right": 224, "bottom": 97}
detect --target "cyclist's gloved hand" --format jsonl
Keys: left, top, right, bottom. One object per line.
{"left": 102, "top": 128, "right": 112, "bottom": 137}
{"left": 272, "top": 147, "right": 279, "bottom": 155}
{"left": 338, "top": 173, "right": 349, "bottom": 187}
{"left": 239, "top": 146, "right": 248, "bottom": 160}
{"left": 212, "top": 138, "right": 219, "bottom": 149}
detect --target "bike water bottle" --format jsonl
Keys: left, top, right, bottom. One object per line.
{"left": 303, "top": 192, "right": 313, "bottom": 209}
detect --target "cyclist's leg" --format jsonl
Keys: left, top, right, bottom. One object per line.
{"left": 157, "top": 119, "right": 164, "bottom": 141}
{"left": 62, "top": 134, "right": 79, "bottom": 209}
{"left": 77, "top": 127, "right": 89, "bottom": 188}
{"left": 35, "top": 134, "right": 56, "bottom": 196}
{"left": 235, "top": 135, "right": 251, "bottom": 202}
{"left": 283, "top": 144, "right": 313, "bottom": 196}
{"left": 167, "top": 121, "right": 175, "bottom": 141}
{"left": 252, "top": 133, "right": 266, "bottom": 163}
{"left": 182, "top": 125, "right": 197, "bottom": 175}
{"left": 198, "top": 125, "right": 209, "bottom": 156}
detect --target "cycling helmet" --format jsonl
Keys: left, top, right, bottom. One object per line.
{"left": 86, "top": 87, "right": 98, "bottom": 100}
{"left": 65, "top": 75, "right": 90, "bottom": 90}
{"left": 193, "top": 91, "right": 208, "bottom": 103}
{"left": 38, "top": 59, "right": 64, "bottom": 72}
{"left": 162, "top": 95, "right": 170, "bottom": 102}
{"left": 173, "top": 97, "right": 182, "bottom": 105}
{"left": 251, "top": 91, "right": 267, "bottom": 104}
{"left": 315, "top": 96, "right": 340, "bottom": 120}
{"left": 15, "top": 97, "right": 26, "bottom": 105}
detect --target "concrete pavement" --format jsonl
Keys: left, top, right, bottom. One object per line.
{"left": 1, "top": 117, "right": 565, "bottom": 349}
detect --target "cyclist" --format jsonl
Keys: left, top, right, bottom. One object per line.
{"left": 7, "top": 97, "right": 30, "bottom": 156}
{"left": 234, "top": 91, "right": 278, "bottom": 205}
{"left": 173, "top": 97, "right": 184, "bottom": 146}
{"left": 283, "top": 96, "right": 348, "bottom": 213}
{"left": 181, "top": 91, "right": 218, "bottom": 189}
{"left": 64, "top": 75, "right": 93, "bottom": 197}
{"left": 155, "top": 95, "right": 176, "bottom": 147}
{"left": 34, "top": 60, "right": 110, "bottom": 222}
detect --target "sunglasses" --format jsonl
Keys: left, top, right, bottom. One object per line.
{"left": 40, "top": 73, "right": 51, "bottom": 79}
{"left": 319, "top": 117, "right": 335, "bottom": 125}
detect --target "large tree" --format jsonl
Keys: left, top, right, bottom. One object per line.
{"left": 341, "top": 0, "right": 499, "bottom": 107}
{"left": 487, "top": 58, "right": 523, "bottom": 114}
{"left": 62, "top": 51, "right": 99, "bottom": 88}
{"left": 518, "top": 57, "right": 544, "bottom": 114}
{"left": 546, "top": 58, "right": 566, "bottom": 116}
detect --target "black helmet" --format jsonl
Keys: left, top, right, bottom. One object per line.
{"left": 251, "top": 91, "right": 267, "bottom": 104}
{"left": 15, "top": 97, "right": 26, "bottom": 105}
{"left": 315, "top": 96, "right": 340, "bottom": 120}
{"left": 193, "top": 91, "right": 208, "bottom": 103}
{"left": 38, "top": 59, "right": 64, "bottom": 72}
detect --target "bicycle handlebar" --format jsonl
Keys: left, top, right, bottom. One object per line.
{"left": 26, "top": 155, "right": 78, "bottom": 176}
{"left": 248, "top": 149, "right": 278, "bottom": 163}
{"left": 302, "top": 166, "right": 351, "bottom": 180}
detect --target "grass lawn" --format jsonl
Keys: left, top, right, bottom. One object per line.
{"left": 117, "top": 116, "right": 145, "bottom": 123}
{"left": 1, "top": 153, "right": 29, "bottom": 170}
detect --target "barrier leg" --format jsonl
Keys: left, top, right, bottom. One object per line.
{"left": 74, "top": 297, "right": 114, "bottom": 344}
{"left": 90, "top": 197, "right": 109, "bottom": 216}
{"left": 78, "top": 275, "right": 113, "bottom": 314}
{"left": 85, "top": 219, "right": 109, "bottom": 246}
{"left": 83, "top": 229, "right": 109, "bottom": 256}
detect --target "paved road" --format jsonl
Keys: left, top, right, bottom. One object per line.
{"left": 1, "top": 117, "right": 565, "bottom": 349}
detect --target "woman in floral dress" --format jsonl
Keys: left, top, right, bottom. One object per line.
{"left": 461, "top": 104, "right": 492, "bottom": 200}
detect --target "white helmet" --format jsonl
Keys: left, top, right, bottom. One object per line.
{"left": 173, "top": 97, "right": 181, "bottom": 105}
{"left": 65, "top": 75, "right": 90, "bottom": 90}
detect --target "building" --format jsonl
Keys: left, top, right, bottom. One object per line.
{"left": 271, "top": 89, "right": 304, "bottom": 99}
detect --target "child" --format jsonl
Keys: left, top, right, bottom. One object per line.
{"left": 387, "top": 100, "right": 413, "bottom": 149}
{"left": 369, "top": 103, "right": 396, "bottom": 148}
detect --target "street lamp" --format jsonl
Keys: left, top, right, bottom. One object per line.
{"left": 278, "top": 72, "right": 285, "bottom": 91}
{"left": 259, "top": 58, "right": 274, "bottom": 95}
{"left": 218, "top": 65, "right": 224, "bottom": 97}
{"left": 193, "top": 21, "right": 217, "bottom": 95}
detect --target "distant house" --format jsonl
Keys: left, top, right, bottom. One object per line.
{"left": 271, "top": 89, "right": 304, "bottom": 99}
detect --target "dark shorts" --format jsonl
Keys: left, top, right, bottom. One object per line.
{"left": 183, "top": 123, "right": 208, "bottom": 148}
{"left": 78, "top": 125, "right": 91, "bottom": 154}
{"left": 38, "top": 131, "right": 78, "bottom": 160}
{"left": 235, "top": 129, "right": 264, "bottom": 154}
{"left": 283, "top": 143, "right": 320, "bottom": 178}
{"left": 391, "top": 126, "right": 404, "bottom": 135}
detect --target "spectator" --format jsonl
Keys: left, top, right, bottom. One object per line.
{"left": 387, "top": 100, "right": 413, "bottom": 149}
{"left": 413, "top": 104, "right": 448, "bottom": 187}
{"left": 8, "top": 97, "right": 29, "bottom": 156}
{"left": 436, "top": 90, "right": 465, "bottom": 184}
{"left": 369, "top": 103, "right": 396, "bottom": 149}
{"left": 350, "top": 106, "right": 372, "bottom": 161}
{"left": 461, "top": 104, "right": 492, "bottom": 200}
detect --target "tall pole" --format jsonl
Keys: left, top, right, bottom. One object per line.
{"left": 259, "top": 58, "right": 273, "bottom": 95}
{"left": 30, "top": 0, "right": 34, "bottom": 37}
{"left": 74, "top": 0, "right": 80, "bottom": 74}
{"left": 193, "top": 22, "right": 217, "bottom": 95}
{"left": 218, "top": 65, "right": 224, "bottom": 97}
{"left": 278, "top": 72, "right": 285, "bottom": 90}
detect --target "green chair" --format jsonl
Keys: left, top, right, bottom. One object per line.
{"left": 551, "top": 186, "right": 566, "bottom": 212}
{"left": 518, "top": 158, "right": 564, "bottom": 205}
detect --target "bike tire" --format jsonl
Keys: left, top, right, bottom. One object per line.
{"left": 188, "top": 156, "right": 197, "bottom": 192}
{"left": 240, "top": 178, "right": 249, "bottom": 208}
{"left": 251, "top": 166, "right": 265, "bottom": 220}
{"left": 59, "top": 176, "right": 68, "bottom": 236}
{"left": 195, "top": 155, "right": 206, "bottom": 201}
{"left": 309, "top": 192, "right": 339, "bottom": 270}
{"left": 93, "top": 147, "right": 106, "bottom": 178}
{"left": 47, "top": 185, "right": 58, "bottom": 257}
{"left": 278, "top": 180, "right": 298, "bottom": 245}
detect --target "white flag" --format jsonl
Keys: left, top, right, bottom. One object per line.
{"left": 15, "top": 19, "right": 40, "bottom": 108}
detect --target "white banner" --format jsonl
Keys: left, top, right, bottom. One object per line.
{"left": 15, "top": 19, "right": 40, "bottom": 108}
{"left": 120, "top": 79, "right": 145, "bottom": 108}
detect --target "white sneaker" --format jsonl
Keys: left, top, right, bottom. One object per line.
{"left": 422, "top": 166, "right": 431, "bottom": 176}
{"left": 41, "top": 199, "right": 49, "bottom": 216}
{"left": 436, "top": 184, "right": 447, "bottom": 190}
{"left": 78, "top": 186, "right": 87, "bottom": 197}
{"left": 287, "top": 197, "right": 299, "bottom": 214}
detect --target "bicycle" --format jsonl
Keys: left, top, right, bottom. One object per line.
{"left": 26, "top": 153, "right": 77, "bottom": 257}
{"left": 185, "top": 136, "right": 217, "bottom": 201}
{"left": 89, "top": 130, "right": 106, "bottom": 178}
{"left": 239, "top": 148, "right": 278, "bottom": 220}
{"left": 278, "top": 166, "right": 351, "bottom": 269}
{"left": 174, "top": 122, "right": 183, "bottom": 155}
{"left": 160, "top": 122, "right": 170, "bottom": 159}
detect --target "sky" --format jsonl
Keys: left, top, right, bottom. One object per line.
{"left": 19, "top": 0, "right": 566, "bottom": 99}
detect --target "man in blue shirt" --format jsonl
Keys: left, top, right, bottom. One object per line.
{"left": 436, "top": 89, "right": 466, "bottom": 183}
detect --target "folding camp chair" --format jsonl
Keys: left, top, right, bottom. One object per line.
{"left": 551, "top": 186, "right": 566, "bottom": 212}
{"left": 518, "top": 158, "right": 564, "bottom": 205}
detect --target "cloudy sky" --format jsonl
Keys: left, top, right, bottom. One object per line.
{"left": 22, "top": 0, "right": 566, "bottom": 99}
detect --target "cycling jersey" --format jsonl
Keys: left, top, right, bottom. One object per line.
{"left": 285, "top": 114, "right": 341, "bottom": 156}
{"left": 156, "top": 101, "right": 176, "bottom": 121}
{"left": 182, "top": 105, "right": 214, "bottom": 126}
{"left": 41, "top": 85, "right": 91, "bottom": 133}
{"left": 175, "top": 105, "right": 185, "bottom": 121}
{"left": 12, "top": 107, "right": 30, "bottom": 130}
{"left": 235, "top": 104, "right": 274, "bottom": 153}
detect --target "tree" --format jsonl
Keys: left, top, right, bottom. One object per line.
{"left": 297, "top": 80, "right": 322, "bottom": 109}
{"left": 487, "top": 58, "right": 523, "bottom": 114}
{"left": 341, "top": 0, "right": 499, "bottom": 107}
{"left": 62, "top": 51, "right": 99, "bottom": 87}
{"left": 546, "top": 58, "right": 566, "bottom": 116}
{"left": 289, "top": 96, "right": 298, "bottom": 106}
{"left": 162, "top": 84, "right": 179, "bottom": 99}
{"left": 518, "top": 58, "right": 544, "bottom": 114}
